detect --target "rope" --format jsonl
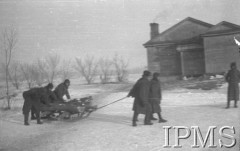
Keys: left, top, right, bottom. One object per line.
{"left": 96, "top": 96, "right": 128, "bottom": 110}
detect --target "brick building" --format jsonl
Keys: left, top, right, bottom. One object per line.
{"left": 143, "top": 17, "right": 240, "bottom": 77}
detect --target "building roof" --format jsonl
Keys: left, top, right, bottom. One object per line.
{"left": 201, "top": 21, "right": 240, "bottom": 37}
{"left": 144, "top": 18, "right": 240, "bottom": 47}
{"left": 160, "top": 17, "right": 213, "bottom": 36}
{"left": 144, "top": 17, "right": 212, "bottom": 47}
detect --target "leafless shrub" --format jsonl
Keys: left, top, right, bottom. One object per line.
{"left": 20, "top": 63, "right": 35, "bottom": 89}
{"left": 75, "top": 55, "right": 98, "bottom": 84}
{"left": 8, "top": 61, "right": 23, "bottom": 89}
{"left": 35, "top": 59, "right": 48, "bottom": 86}
{"left": 0, "top": 27, "right": 17, "bottom": 109}
{"left": 98, "top": 58, "right": 113, "bottom": 84}
{"left": 20, "top": 54, "right": 61, "bottom": 88}
{"left": 112, "top": 54, "right": 129, "bottom": 82}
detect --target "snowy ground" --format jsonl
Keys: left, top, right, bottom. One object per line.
{"left": 0, "top": 78, "right": 239, "bottom": 151}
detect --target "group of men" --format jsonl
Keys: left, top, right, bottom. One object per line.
{"left": 22, "top": 79, "right": 71, "bottom": 125}
{"left": 128, "top": 70, "right": 167, "bottom": 127}
{"left": 128, "top": 62, "right": 240, "bottom": 126}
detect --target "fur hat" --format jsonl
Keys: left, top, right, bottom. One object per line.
{"left": 142, "top": 70, "right": 151, "bottom": 77}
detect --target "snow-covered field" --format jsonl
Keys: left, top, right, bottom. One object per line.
{"left": 0, "top": 77, "right": 239, "bottom": 151}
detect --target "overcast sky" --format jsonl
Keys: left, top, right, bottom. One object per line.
{"left": 0, "top": 0, "right": 240, "bottom": 68}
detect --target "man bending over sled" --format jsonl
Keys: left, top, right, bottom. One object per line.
{"left": 23, "top": 79, "right": 97, "bottom": 125}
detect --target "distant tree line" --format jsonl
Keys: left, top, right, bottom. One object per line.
{"left": 4, "top": 53, "right": 129, "bottom": 89}
{"left": 75, "top": 54, "right": 129, "bottom": 84}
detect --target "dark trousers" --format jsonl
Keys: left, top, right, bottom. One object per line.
{"left": 132, "top": 103, "right": 151, "bottom": 124}
{"left": 23, "top": 93, "right": 42, "bottom": 124}
{"left": 24, "top": 106, "right": 41, "bottom": 124}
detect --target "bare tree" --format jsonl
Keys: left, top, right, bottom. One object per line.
{"left": 112, "top": 54, "right": 129, "bottom": 82}
{"left": 20, "top": 63, "right": 35, "bottom": 89}
{"left": 0, "top": 27, "right": 17, "bottom": 109}
{"left": 8, "top": 61, "right": 23, "bottom": 89}
{"left": 45, "top": 53, "right": 61, "bottom": 83}
{"left": 60, "top": 59, "right": 72, "bottom": 81}
{"left": 35, "top": 59, "right": 48, "bottom": 86}
{"left": 99, "top": 58, "right": 113, "bottom": 84}
{"left": 75, "top": 55, "right": 98, "bottom": 84}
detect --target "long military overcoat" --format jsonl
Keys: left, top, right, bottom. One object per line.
{"left": 132, "top": 77, "right": 151, "bottom": 114}
{"left": 22, "top": 87, "right": 49, "bottom": 115}
{"left": 149, "top": 79, "right": 162, "bottom": 113}
{"left": 226, "top": 69, "right": 240, "bottom": 101}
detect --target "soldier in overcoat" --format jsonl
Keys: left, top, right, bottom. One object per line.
{"left": 31, "top": 83, "right": 58, "bottom": 119}
{"left": 225, "top": 62, "right": 240, "bottom": 108}
{"left": 54, "top": 79, "right": 71, "bottom": 102}
{"left": 22, "top": 83, "right": 54, "bottom": 125}
{"left": 128, "top": 70, "right": 153, "bottom": 127}
{"left": 149, "top": 72, "right": 167, "bottom": 123}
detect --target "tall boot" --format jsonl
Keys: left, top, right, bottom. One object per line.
{"left": 144, "top": 106, "right": 153, "bottom": 125}
{"left": 226, "top": 100, "right": 230, "bottom": 109}
{"left": 158, "top": 112, "right": 167, "bottom": 123}
{"left": 24, "top": 114, "right": 30, "bottom": 126}
{"left": 144, "top": 114, "right": 153, "bottom": 125}
{"left": 132, "top": 111, "right": 138, "bottom": 127}
{"left": 36, "top": 112, "right": 43, "bottom": 124}
{"left": 234, "top": 100, "right": 238, "bottom": 108}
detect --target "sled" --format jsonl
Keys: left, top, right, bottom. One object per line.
{"left": 40, "top": 96, "right": 98, "bottom": 120}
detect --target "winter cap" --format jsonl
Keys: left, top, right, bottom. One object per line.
{"left": 64, "top": 79, "right": 70, "bottom": 83}
{"left": 46, "top": 83, "right": 54, "bottom": 89}
{"left": 142, "top": 70, "right": 151, "bottom": 77}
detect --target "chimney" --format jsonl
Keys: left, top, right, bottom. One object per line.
{"left": 150, "top": 23, "right": 159, "bottom": 39}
